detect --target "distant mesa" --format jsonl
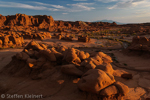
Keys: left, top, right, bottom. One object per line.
{"left": 93, "top": 19, "right": 125, "bottom": 25}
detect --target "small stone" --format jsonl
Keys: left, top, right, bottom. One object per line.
{"left": 121, "top": 73, "right": 133, "bottom": 79}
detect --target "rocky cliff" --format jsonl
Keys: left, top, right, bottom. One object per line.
{"left": 0, "top": 14, "right": 54, "bottom": 29}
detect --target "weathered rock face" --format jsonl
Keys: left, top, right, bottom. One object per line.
{"left": 128, "top": 26, "right": 144, "bottom": 33}
{"left": 5, "top": 14, "right": 32, "bottom": 26}
{"left": 2, "top": 41, "right": 54, "bottom": 78}
{"left": 61, "top": 64, "right": 83, "bottom": 76}
{"left": 0, "top": 34, "right": 24, "bottom": 48}
{"left": 127, "top": 36, "right": 150, "bottom": 52}
{"left": 0, "top": 14, "right": 122, "bottom": 34}
{"left": 114, "top": 81, "right": 129, "bottom": 96}
{"left": 52, "top": 33, "right": 74, "bottom": 41}
{"left": 0, "top": 13, "right": 123, "bottom": 34}
{"left": 96, "top": 63, "right": 114, "bottom": 75}
{"left": 1, "top": 14, "right": 55, "bottom": 29}
{"left": 80, "top": 51, "right": 113, "bottom": 73}
{"left": 24, "top": 41, "right": 44, "bottom": 51}
{"left": 99, "top": 85, "right": 118, "bottom": 96}
{"left": 22, "top": 31, "right": 52, "bottom": 40}
{"left": 121, "top": 73, "right": 133, "bottom": 79}
{"left": 99, "top": 81, "right": 129, "bottom": 99}
{"left": 0, "top": 14, "right": 6, "bottom": 27}
{"left": 63, "top": 48, "right": 81, "bottom": 64}
{"left": 37, "top": 15, "right": 54, "bottom": 29}
{"left": 77, "top": 69, "right": 115, "bottom": 94}
{"left": 78, "top": 35, "right": 90, "bottom": 42}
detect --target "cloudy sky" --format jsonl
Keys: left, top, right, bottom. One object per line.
{"left": 0, "top": 0, "right": 150, "bottom": 23}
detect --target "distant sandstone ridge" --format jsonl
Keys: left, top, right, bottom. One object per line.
{"left": 0, "top": 13, "right": 118, "bottom": 31}
{"left": 0, "top": 14, "right": 54, "bottom": 29}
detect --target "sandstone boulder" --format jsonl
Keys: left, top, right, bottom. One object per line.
{"left": 0, "top": 40, "right": 2, "bottom": 47}
{"left": 78, "top": 51, "right": 87, "bottom": 60}
{"left": 99, "top": 85, "right": 118, "bottom": 96}
{"left": 41, "top": 62, "right": 54, "bottom": 71}
{"left": 39, "top": 49, "right": 56, "bottom": 62}
{"left": 3, "top": 35, "right": 9, "bottom": 46}
{"left": 26, "top": 58, "right": 38, "bottom": 68}
{"left": 24, "top": 41, "right": 44, "bottom": 51}
{"left": 36, "top": 57, "right": 47, "bottom": 67}
{"left": 78, "top": 35, "right": 90, "bottom": 42}
{"left": 39, "top": 43, "right": 47, "bottom": 49}
{"left": 128, "top": 36, "right": 150, "bottom": 52}
{"left": 50, "top": 47, "right": 63, "bottom": 59}
{"left": 139, "top": 37, "right": 149, "bottom": 45}
{"left": 16, "top": 52, "right": 30, "bottom": 61}
{"left": 77, "top": 69, "right": 115, "bottom": 94}
{"left": 121, "top": 73, "right": 133, "bottom": 79}
{"left": 85, "top": 52, "right": 90, "bottom": 58}
{"left": 97, "top": 52, "right": 113, "bottom": 63}
{"left": 61, "top": 64, "right": 83, "bottom": 76}
{"left": 24, "top": 49, "right": 35, "bottom": 57}
{"left": 93, "top": 55, "right": 103, "bottom": 64}
{"left": 96, "top": 63, "right": 114, "bottom": 75}
{"left": 85, "top": 60, "right": 96, "bottom": 69}
{"left": 57, "top": 46, "right": 68, "bottom": 53}
{"left": 63, "top": 48, "right": 81, "bottom": 64}
{"left": 114, "top": 81, "right": 129, "bottom": 96}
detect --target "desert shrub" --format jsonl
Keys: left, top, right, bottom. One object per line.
{"left": 96, "top": 37, "right": 100, "bottom": 39}
{"left": 120, "top": 42, "right": 123, "bottom": 45}
{"left": 115, "top": 38, "right": 119, "bottom": 41}
{"left": 100, "top": 45, "right": 104, "bottom": 47}
{"left": 71, "top": 34, "right": 75, "bottom": 38}
{"left": 133, "top": 33, "right": 136, "bottom": 35}
{"left": 0, "top": 47, "right": 5, "bottom": 50}
{"left": 109, "top": 38, "right": 114, "bottom": 40}
{"left": 123, "top": 63, "right": 127, "bottom": 66}
{"left": 10, "top": 46, "right": 15, "bottom": 48}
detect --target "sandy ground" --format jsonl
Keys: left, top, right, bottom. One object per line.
{"left": 112, "top": 50, "right": 150, "bottom": 71}
{"left": 109, "top": 50, "right": 150, "bottom": 100}
{"left": 0, "top": 39, "right": 150, "bottom": 100}
{"left": 25, "top": 38, "right": 122, "bottom": 49}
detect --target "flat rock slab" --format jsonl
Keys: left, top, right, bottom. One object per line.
{"left": 144, "top": 93, "right": 150, "bottom": 99}
{"left": 138, "top": 78, "right": 150, "bottom": 90}
{"left": 133, "top": 74, "right": 140, "bottom": 80}
{"left": 114, "top": 77, "right": 138, "bottom": 88}
{"left": 124, "top": 87, "right": 146, "bottom": 100}
{"left": 135, "top": 67, "right": 150, "bottom": 71}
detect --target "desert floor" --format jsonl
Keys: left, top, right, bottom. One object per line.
{"left": 0, "top": 38, "right": 150, "bottom": 100}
